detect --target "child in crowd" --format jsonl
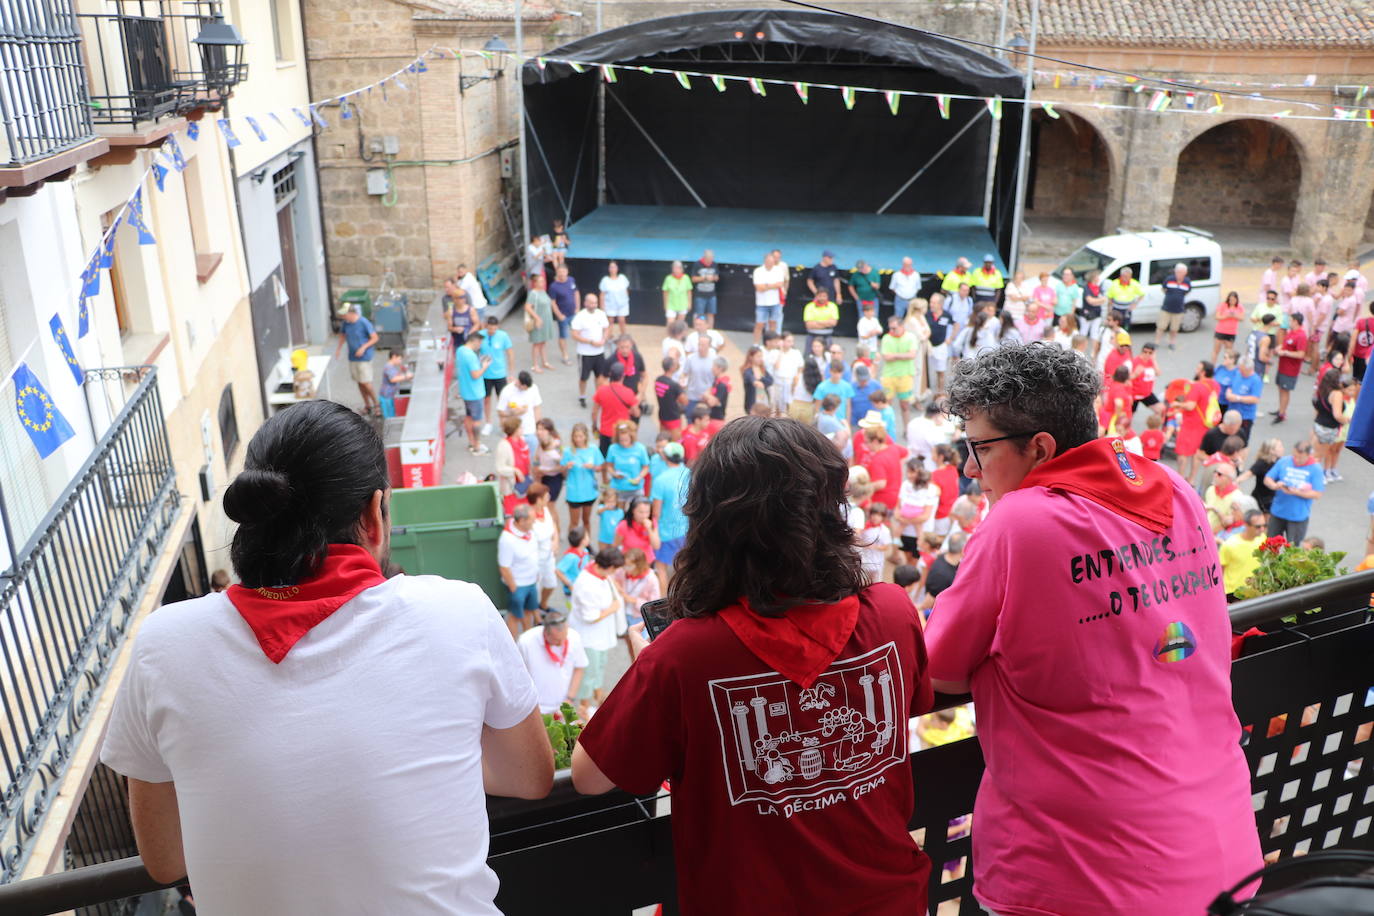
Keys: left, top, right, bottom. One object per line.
{"left": 893, "top": 565, "right": 923, "bottom": 618}
{"left": 1140, "top": 413, "right": 1169, "bottom": 461}
{"left": 897, "top": 460, "right": 939, "bottom": 564}
{"left": 616, "top": 547, "right": 660, "bottom": 660}
{"left": 858, "top": 503, "right": 895, "bottom": 584}
{"left": 554, "top": 527, "right": 592, "bottom": 605}
{"left": 550, "top": 218, "right": 570, "bottom": 268}
{"left": 868, "top": 389, "right": 899, "bottom": 440}
{"left": 535, "top": 418, "right": 565, "bottom": 502}
{"left": 595, "top": 488, "right": 625, "bottom": 552}
{"left": 857, "top": 303, "right": 883, "bottom": 350}
{"left": 917, "top": 531, "right": 943, "bottom": 579}
{"left": 378, "top": 351, "right": 412, "bottom": 419}
{"left": 852, "top": 343, "right": 875, "bottom": 376}
{"left": 646, "top": 432, "right": 671, "bottom": 498}
{"left": 816, "top": 394, "right": 851, "bottom": 459}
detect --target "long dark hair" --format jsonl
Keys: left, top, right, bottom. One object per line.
{"left": 666, "top": 416, "right": 866, "bottom": 619}
{"left": 1316, "top": 368, "right": 1342, "bottom": 408}
{"left": 222, "top": 400, "right": 389, "bottom": 587}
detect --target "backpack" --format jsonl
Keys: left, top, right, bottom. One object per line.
{"left": 1357, "top": 318, "right": 1374, "bottom": 350}
{"left": 1208, "top": 850, "right": 1374, "bottom": 915}
{"left": 1203, "top": 391, "right": 1222, "bottom": 428}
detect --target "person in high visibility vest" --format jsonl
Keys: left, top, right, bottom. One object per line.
{"left": 971, "top": 254, "right": 1004, "bottom": 307}
{"left": 1105, "top": 267, "right": 1145, "bottom": 331}
{"left": 942, "top": 257, "right": 973, "bottom": 293}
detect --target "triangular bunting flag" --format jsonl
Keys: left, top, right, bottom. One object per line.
{"left": 1209, "top": 92, "right": 1224, "bottom": 114}
{"left": 568, "top": 62, "right": 586, "bottom": 74}
{"left": 748, "top": 77, "right": 766, "bottom": 96}
{"left": 936, "top": 95, "right": 950, "bottom": 119}
{"left": 710, "top": 74, "right": 726, "bottom": 92}
{"left": 309, "top": 104, "right": 328, "bottom": 128}
{"left": 842, "top": 86, "right": 856, "bottom": 110}
{"left": 164, "top": 136, "right": 186, "bottom": 170}
{"left": 986, "top": 96, "right": 1002, "bottom": 119}
{"left": 77, "top": 291, "right": 89, "bottom": 338}
{"left": 98, "top": 222, "right": 116, "bottom": 268}
{"left": 270, "top": 112, "right": 286, "bottom": 130}
{"left": 339, "top": 98, "right": 353, "bottom": 120}
{"left": 127, "top": 189, "right": 156, "bottom": 245}
{"left": 794, "top": 81, "right": 808, "bottom": 103}
{"left": 293, "top": 107, "right": 311, "bottom": 127}
{"left": 1185, "top": 92, "right": 1196, "bottom": 109}
{"left": 217, "top": 118, "right": 241, "bottom": 148}
{"left": 885, "top": 90, "right": 900, "bottom": 114}
{"left": 49, "top": 314, "right": 83, "bottom": 386}
{"left": 639, "top": 66, "right": 653, "bottom": 74}
{"left": 1147, "top": 90, "right": 1171, "bottom": 112}
{"left": 152, "top": 161, "right": 168, "bottom": 192}
{"left": 245, "top": 115, "right": 268, "bottom": 140}
{"left": 601, "top": 64, "right": 617, "bottom": 83}
{"left": 1040, "top": 101, "right": 1059, "bottom": 119}
{"left": 415, "top": 58, "right": 428, "bottom": 73}
{"left": 186, "top": 121, "right": 199, "bottom": 140}
{"left": 536, "top": 57, "right": 547, "bottom": 70}
{"left": 675, "top": 71, "right": 691, "bottom": 90}
{"left": 1358, "top": 85, "right": 1369, "bottom": 102}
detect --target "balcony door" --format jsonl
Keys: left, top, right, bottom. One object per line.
{"left": 273, "top": 163, "right": 304, "bottom": 343}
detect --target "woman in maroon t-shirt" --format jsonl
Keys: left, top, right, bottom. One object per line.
{"left": 574, "top": 417, "right": 933, "bottom": 915}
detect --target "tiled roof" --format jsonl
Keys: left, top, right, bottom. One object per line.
{"left": 1011, "top": 0, "right": 1374, "bottom": 48}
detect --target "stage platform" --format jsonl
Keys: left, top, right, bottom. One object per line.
{"left": 566, "top": 205, "right": 1006, "bottom": 275}
{"left": 561, "top": 205, "right": 1005, "bottom": 336}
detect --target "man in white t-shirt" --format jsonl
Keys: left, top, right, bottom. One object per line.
{"left": 684, "top": 314, "right": 724, "bottom": 355}
{"left": 516, "top": 610, "right": 588, "bottom": 714}
{"left": 497, "top": 371, "right": 543, "bottom": 442}
{"left": 455, "top": 263, "right": 488, "bottom": 319}
{"left": 891, "top": 256, "right": 922, "bottom": 319}
{"left": 905, "top": 403, "right": 955, "bottom": 471}
{"left": 752, "top": 251, "right": 787, "bottom": 343}
{"left": 570, "top": 293, "right": 611, "bottom": 407}
{"left": 499, "top": 505, "right": 543, "bottom": 637}
{"left": 98, "top": 399, "right": 551, "bottom": 915}
{"left": 571, "top": 547, "right": 625, "bottom": 717}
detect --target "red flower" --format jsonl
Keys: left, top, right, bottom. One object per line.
{"left": 1260, "top": 535, "right": 1290, "bottom": 554}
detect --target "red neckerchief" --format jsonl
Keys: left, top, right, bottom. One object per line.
{"left": 225, "top": 544, "right": 386, "bottom": 663}
{"left": 1214, "top": 480, "right": 1239, "bottom": 498}
{"left": 505, "top": 522, "right": 532, "bottom": 540}
{"left": 544, "top": 632, "right": 570, "bottom": 666}
{"left": 1018, "top": 438, "right": 1174, "bottom": 534}
{"left": 564, "top": 547, "right": 586, "bottom": 561}
{"left": 715, "top": 373, "right": 733, "bottom": 392}
{"left": 718, "top": 594, "right": 860, "bottom": 688}
{"left": 616, "top": 351, "right": 636, "bottom": 376}
{"left": 510, "top": 435, "right": 531, "bottom": 476}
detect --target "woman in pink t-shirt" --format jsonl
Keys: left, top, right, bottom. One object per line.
{"left": 925, "top": 345, "right": 1262, "bottom": 916}
{"left": 612, "top": 496, "right": 660, "bottom": 568}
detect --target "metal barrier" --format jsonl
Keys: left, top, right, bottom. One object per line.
{"left": 0, "top": 569, "right": 1370, "bottom": 914}
{"left": 0, "top": 0, "right": 98, "bottom": 166}
{"left": 0, "top": 367, "right": 180, "bottom": 884}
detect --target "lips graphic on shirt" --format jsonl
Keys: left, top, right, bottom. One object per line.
{"left": 1153, "top": 621, "right": 1197, "bottom": 663}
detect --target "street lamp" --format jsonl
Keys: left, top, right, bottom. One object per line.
{"left": 461, "top": 36, "right": 512, "bottom": 92}
{"left": 192, "top": 15, "right": 247, "bottom": 92}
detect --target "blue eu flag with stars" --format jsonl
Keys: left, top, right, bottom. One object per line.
{"left": 49, "top": 314, "right": 83, "bottom": 385}
{"left": 11, "top": 362, "right": 75, "bottom": 458}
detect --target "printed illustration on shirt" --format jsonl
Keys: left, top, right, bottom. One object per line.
{"left": 708, "top": 642, "right": 907, "bottom": 807}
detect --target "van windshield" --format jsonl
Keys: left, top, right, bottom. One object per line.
{"left": 1056, "top": 245, "right": 1113, "bottom": 279}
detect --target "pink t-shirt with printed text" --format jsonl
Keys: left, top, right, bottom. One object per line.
{"left": 925, "top": 468, "right": 1261, "bottom": 916}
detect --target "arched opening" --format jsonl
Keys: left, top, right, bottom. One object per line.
{"left": 1026, "top": 109, "right": 1110, "bottom": 225}
{"left": 1169, "top": 119, "right": 1301, "bottom": 232}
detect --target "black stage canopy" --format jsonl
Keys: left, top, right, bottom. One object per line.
{"left": 521, "top": 9, "right": 1026, "bottom": 261}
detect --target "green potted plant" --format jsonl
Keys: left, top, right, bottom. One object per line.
{"left": 1233, "top": 536, "right": 1347, "bottom": 623}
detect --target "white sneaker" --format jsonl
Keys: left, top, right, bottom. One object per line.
{"left": 480, "top": 423, "right": 492, "bottom": 436}
{"left": 469, "top": 444, "right": 490, "bottom": 456}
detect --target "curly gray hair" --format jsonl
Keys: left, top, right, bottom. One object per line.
{"left": 945, "top": 342, "right": 1101, "bottom": 453}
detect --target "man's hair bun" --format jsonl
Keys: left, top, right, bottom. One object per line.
{"left": 223, "top": 468, "right": 293, "bottom": 525}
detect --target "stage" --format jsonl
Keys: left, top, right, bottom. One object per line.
{"left": 564, "top": 204, "right": 1006, "bottom": 335}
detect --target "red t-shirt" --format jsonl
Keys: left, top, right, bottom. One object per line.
{"left": 615, "top": 519, "right": 656, "bottom": 566}
{"left": 1131, "top": 356, "right": 1157, "bottom": 399}
{"left": 931, "top": 465, "right": 959, "bottom": 520}
{"left": 1353, "top": 317, "right": 1374, "bottom": 360}
{"left": 1140, "top": 428, "right": 1166, "bottom": 460}
{"left": 578, "top": 584, "right": 933, "bottom": 915}
{"left": 1102, "top": 349, "right": 1131, "bottom": 384}
{"left": 1277, "top": 328, "right": 1308, "bottom": 378}
{"left": 681, "top": 425, "right": 713, "bottom": 464}
{"left": 1098, "top": 381, "right": 1133, "bottom": 429}
{"left": 862, "top": 443, "right": 909, "bottom": 512}
{"left": 594, "top": 382, "right": 637, "bottom": 436}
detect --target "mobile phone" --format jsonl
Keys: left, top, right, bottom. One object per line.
{"left": 640, "top": 598, "right": 673, "bottom": 642}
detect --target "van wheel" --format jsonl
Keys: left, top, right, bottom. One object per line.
{"left": 1180, "top": 303, "right": 1205, "bottom": 333}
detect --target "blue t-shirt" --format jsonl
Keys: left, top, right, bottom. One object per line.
{"left": 548, "top": 277, "right": 578, "bottom": 317}
{"left": 379, "top": 362, "right": 406, "bottom": 399}
{"left": 1267, "top": 455, "right": 1325, "bottom": 522}
{"left": 342, "top": 316, "right": 376, "bottom": 362}
{"left": 813, "top": 378, "right": 856, "bottom": 420}
{"left": 606, "top": 442, "right": 650, "bottom": 493}
{"left": 456, "top": 346, "right": 484, "bottom": 401}
{"left": 1214, "top": 365, "right": 1236, "bottom": 404}
{"left": 850, "top": 380, "right": 882, "bottom": 427}
{"left": 598, "top": 504, "right": 625, "bottom": 546}
{"left": 556, "top": 549, "right": 591, "bottom": 596}
{"left": 1227, "top": 371, "right": 1263, "bottom": 421}
{"left": 480, "top": 330, "right": 513, "bottom": 379}
{"left": 562, "top": 445, "right": 604, "bottom": 504}
{"left": 816, "top": 412, "right": 846, "bottom": 439}
{"left": 648, "top": 453, "right": 667, "bottom": 483}
{"left": 879, "top": 405, "right": 898, "bottom": 440}
{"left": 651, "top": 464, "right": 691, "bottom": 540}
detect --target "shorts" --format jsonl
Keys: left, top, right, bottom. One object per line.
{"left": 787, "top": 399, "right": 815, "bottom": 423}
{"left": 484, "top": 376, "right": 506, "bottom": 397}
{"left": 1157, "top": 310, "right": 1184, "bottom": 333}
{"left": 660, "top": 417, "right": 683, "bottom": 432}
{"left": 379, "top": 396, "right": 397, "bottom": 418}
{"left": 666, "top": 306, "right": 690, "bottom": 322}
{"left": 772, "top": 380, "right": 793, "bottom": 409}
{"left": 1214, "top": 331, "right": 1236, "bottom": 343}
{"left": 566, "top": 498, "right": 596, "bottom": 509}
{"left": 540, "top": 474, "right": 564, "bottom": 502}
{"left": 694, "top": 294, "right": 718, "bottom": 316}
{"left": 1275, "top": 372, "right": 1298, "bottom": 392}
{"left": 576, "top": 647, "right": 609, "bottom": 698}
{"left": 508, "top": 584, "right": 540, "bottom": 618}
{"left": 882, "top": 375, "right": 914, "bottom": 401}
{"left": 658, "top": 535, "right": 685, "bottom": 567}
{"left": 603, "top": 299, "right": 629, "bottom": 318}
{"left": 1133, "top": 392, "right": 1159, "bottom": 410}
{"left": 463, "top": 399, "right": 484, "bottom": 420}
{"left": 1314, "top": 423, "right": 1341, "bottom": 445}
{"left": 579, "top": 354, "right": 601, "bottom": 381}
{"left": 537, "top": 555, "right": 558, "bottom": 590}
{"left": 348, "top": 360, "right": 374, "bottom": 383}
{"left": 1174, "top": 427, "right": 1203, "bottom": 457}
{"left": 929, "top": 344, "right": 950, "bottom": 373}
{"left": 1079, "top": 315, "right": 1103, "bottom": 341}
{"left": 557, "top": 315, "right": 571, "bottom": 339}
{"left": 755, "top": 304, "right": 782, "bottom": 325}
{"left": 900, "top": 534, "right": 921, "bottom": 555}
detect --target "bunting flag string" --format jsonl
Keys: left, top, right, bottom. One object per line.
{"left": 165, "top": 136, "right": 186, "bottom": 171}
{"left": 885, "top": 90, "right": 900, "bottom": 115}
{"left": 245, "top": 115, "right": 268, "bottom": 142}
{"left": 675, "top": 70, "right": 691, "bottom": 91}
{"left": 1040, "top": 101, "right": 1059, "bottom": 119}
{"left": 748, "top": 76, "right": 766, "bottom": 96}
{"left": 186, "top": 121, "right": 199, "bottom": 141}
{"left": 986, "top": 96, "right": 1002, "bottom": 119}
{"left": 936, "top": 95, "right": 950, "bottom": 119}
{"left": 841, "top": 86, "right": 856, "bottom": 110}
{"left": 710, "top": 74, "right": 726, "bottom": 92}
{"left": 217, "top": 117, "right": 241, "bottom": 148}
{"left": 48, "top": 314, "right": 83, "bottom": 387}
{"left": 794, "top": 81, "right": 808, "bottom": 103}
{"left": 1147, "top": 90, "right": 1171, "bottom": 112}
{"left": 601, "top": 64, "right": 617, "bottom": 83}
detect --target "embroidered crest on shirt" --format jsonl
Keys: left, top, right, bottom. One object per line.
{"left": 708, "top": 642, "right": 906, "bottom": 815}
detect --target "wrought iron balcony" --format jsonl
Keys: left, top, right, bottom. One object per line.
{"left": 78, "top": 0, "right": 246, "bottom": 127}
{"left": 0, "top": 0, "right": 102, "bottom": 168}
{"left": 0, "top": 366, "right": 180, "bottom": 885}
{"left": 0, "top": 569, "right": 1369, "bottom": 913}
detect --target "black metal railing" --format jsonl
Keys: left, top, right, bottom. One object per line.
{"left": 0, "top": 0, "right": 99, "bottom": 165}
{"left": 0, "top": 569, "right": 1371, "bottom": 914}
{"left": 77, "top": 0, "right": 244, "bottom": 127}
{"left": 0, "top": 366, "right": 180, "bottom": 885}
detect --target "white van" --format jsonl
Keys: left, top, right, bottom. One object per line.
{"left": 1055, "top": 228, "right": 1223, "bottom": 332}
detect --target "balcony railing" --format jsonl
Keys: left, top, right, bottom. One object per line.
{"left": 0, "top": 0, "right": 99, "bottom": 165}
{"left": 0, "top": 366, "right": 180, "bottom": 885}
{"left": 0, "top": 569, "right": 1371, "bottom": 914}
{"left": 77, "top": 0, "right": 245, "bottom": 127}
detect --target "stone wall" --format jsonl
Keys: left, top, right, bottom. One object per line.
{"left": 1027, "top": 110, "right": 1109, "bottom": 219}
{"left": 1168, "top": 120, "right": 1300, "bottom": 229}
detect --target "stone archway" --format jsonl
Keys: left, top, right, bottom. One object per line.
{"left": 1026, "top": 108, "right": 1111, "bottom": 224}
{"left": 1168, "top": 119, "right": 1302, "bottom": 232}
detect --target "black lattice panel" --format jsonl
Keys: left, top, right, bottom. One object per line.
{"left": 911, "top": 735, "right": 987, "bottom": 915}
{"left": 1232, "top": 611, "right": 1374, "bottom": 869}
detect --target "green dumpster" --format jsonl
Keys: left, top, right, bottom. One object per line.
{"left": 340, "top": 288, "right": 373, "bottom": 319}
{"left": 389, "top": 483, "right": 509, "bottom": 609}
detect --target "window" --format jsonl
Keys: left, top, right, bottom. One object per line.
{"left": 270, "top": 0, "right": 293, "bottom": 62}
{"left": 103, "top": 208, "right": 131, "bottom": 337}
{"left": 218, "top": 384, "right": 239, "bottom": 461}
{"left": 182, "top": 155, "right": 223, "bottom": 283}
{"left": 1107, "top": 263, "right": 1141, "bottom": 283}
{"left": 272, "top": 161, "right": 296, "bottom": 207}
{"left": 1057, "top": 245, "right": 1113, "bottom": 278}
{"left": 1148, "top": 257, "right": 1213, "bottom": 285}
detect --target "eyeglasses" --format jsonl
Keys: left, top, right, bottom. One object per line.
{"left": 965, "top": 431, "right": 1037, "bottom": 471}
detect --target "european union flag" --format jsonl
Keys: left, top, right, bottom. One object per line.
{"left": 11, "top": 362, "right": 75, "bottom": 458}
{"left": 127, "top": 189, "right": 155, "bottom": 245}
{"left": 308, "top": 104, "right": 328, "bottom": 128}
{"left": 98, "top": 222, "right": 117, "bottom": 268}
{"left": 80, "top": 258, "right": 100, "bottom": 297}
{"left": 152, "top": 161, "right": 168, "bottom": 192}
{"left": 77, "top": 292, "right": 90, "bottom": 338}
{"left": 293, "top": 107, "right": 311, "bottom": 127}
{"left": 217, "top": 118, "right": 241, "bottom": 148}
{"left": 245, "top": 116, "right": 267, "bottom": 141}
{"left": 186, "top": 121, "right": 199, "bottom": 141}
{"left": 339, "top": 97, "right": 352, "bottom": 120}
{"left": 165, "top": 136, "right": 186, "bottom": 171}
{"left": 48, "top": 313, "right": 83, "bottom": 386}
